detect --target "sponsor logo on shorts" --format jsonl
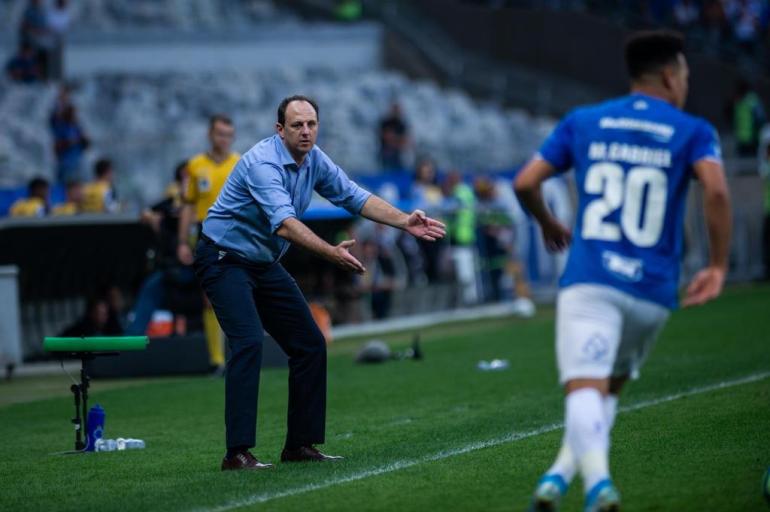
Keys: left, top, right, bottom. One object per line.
{"left": 582, "top": 334, "right": 610, "bottom": 363}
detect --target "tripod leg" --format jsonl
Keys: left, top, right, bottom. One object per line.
{"left": 80, "top": 363, "right": 89, "bottom": 446}
{"left": 71, "top": 383, "right": 84, "bottom": 451}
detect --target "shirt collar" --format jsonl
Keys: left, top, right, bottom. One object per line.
{"left": 274, "top": 135, "right": 300, "bottom": 170}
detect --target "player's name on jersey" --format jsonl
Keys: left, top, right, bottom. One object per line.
{"left": 587, "top": 142, "right": 672, "bottom": 168}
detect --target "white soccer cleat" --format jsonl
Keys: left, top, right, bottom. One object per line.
{"left": 527, "top": 474, "right": 568, "bottom": 512}
{"left": 512, "top": 297, "right": 536, "bottom": 318}
{"left": 584, "top": 479, "right": 621, "bottom": 512}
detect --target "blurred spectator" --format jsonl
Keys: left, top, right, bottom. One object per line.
{"left": 703, "top": 0, "right": 728, "bottom": 46}
{"left": 50, "top": 100, "right": 89, "bottom": 184}
{"left": 126, "top": 162, "right": 199, "bottom": 336}
{"left": 725, "top": 0, "right": 763, "bottom": 54}
{"left": 46, "top": 0, "right": 71, "bottom": 81}
{"left": 50, "top": 84, "right": 71, "bottom": 117}
{"left": 51, "top": 180, "right": 83, "bottom": 215}
{"left": 474, "top": 177, "right": 512, "bottom": 302}
{"left": 335, "top": 0, "right": 363, "bottom": 21}
{"left": 411, "top": 158, "right": 443, "bottom": 210}
{"left": 475, "top": 176, "right": 537, "bottom": 315}
{"left": 5, "top": 42, "right": 41, "bottom": 83}
{"left": 103, "top": 285, "right": 128, "bottom": 333}
{"left": 59, "top": 295, "right": 123, "bottom": 337}
{"left": 81, "top": 158, "right": 119, "bottom": 213}
{"left": 411, "top": 159, "right": 444, "bottom": 282}
{"left": 10, "top": 177, "right": 50, "bottom": 218}
{"left": 379, "top": 102, "right": 410, "bottom": 171}
{"left": 357, "top": 239, "right": 397, "bottom": 319}
{"left": 759, "top": 126, "right": 770, "bottom": 279}
{"left": 18, "top": 0, "right": 52, "bottom": 79}
{"left": 732, "top": 79, "right": 766, "bottom": 156}
{"left": 442, "top": 171, "right": 480, "bottom": 305}
{"left": 673, "top": 0, "right": 700, "bottom": 28}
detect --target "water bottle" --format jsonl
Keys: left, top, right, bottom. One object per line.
{"left": 116, "top": 438, "right": 146, "bottom": 450}
{"left": 476, "top": 359, "right": 510, "bottom": 372}
{"left": 94, "top": 438, "right": 117, "bottom": 452}
{"left": 125, "top": 438, "right": 146, "bottom": 450}
{"left": 85, "top": 404, "right": 106, "bottom": 452}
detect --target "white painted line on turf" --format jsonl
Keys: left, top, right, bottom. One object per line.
{"left": 197, "top": 370, "right": 770, "bottom": 512}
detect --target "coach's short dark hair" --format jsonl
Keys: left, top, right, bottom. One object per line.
{"left": 277, "top": 95, "right": 319, "bottom": 126}
{"left": 94, "top": 158, "right": 112, "bottom": 178}
{"left": 624, "top": 30, "right": 685, "bottom": 80}
{"left": 209, "top": 114, "right": 233, "bottom": 131}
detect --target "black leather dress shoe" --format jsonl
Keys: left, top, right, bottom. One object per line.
{"left": 280, "top": 445, "right": 343, "bottom": 462}
{"left": 221, "top": 451, "right": 274, "bottom": 471}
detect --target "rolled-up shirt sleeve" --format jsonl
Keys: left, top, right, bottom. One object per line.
{"left": 244, "top": 161, "right": 297, "bottom": 233}
{"left": 314, "top": 151, "right": 372, "bottom": 214}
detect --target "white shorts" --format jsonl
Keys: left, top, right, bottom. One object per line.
{"left": 556, "top": 284, "right": 670, "bottom": 384}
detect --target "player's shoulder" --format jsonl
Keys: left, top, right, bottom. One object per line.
{"left": 188, "top": 152, "right": 208, "bottom": 164}
{"left": 187, "top": 153, "right": 209, "bottom": 172}
{"left": 675, "top": 110, "right": 717, "bottom": 136}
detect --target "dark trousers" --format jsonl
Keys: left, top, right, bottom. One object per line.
{"left": 193, "top": 238, "right": 327, "bottom": 450}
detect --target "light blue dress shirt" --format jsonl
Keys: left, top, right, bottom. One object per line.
{"left": 202, "top": 134, "right": 372, "bottom": 263}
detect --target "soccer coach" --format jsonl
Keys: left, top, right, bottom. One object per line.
{"left": 195, "top": 95, "right": 446, "bottom": 471}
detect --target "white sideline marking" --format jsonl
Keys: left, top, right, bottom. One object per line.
{"left": 198, "top": 371, "right": 770, "bottom": 512}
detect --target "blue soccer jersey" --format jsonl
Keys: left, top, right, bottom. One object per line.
{"left": 536, "top": 93, "right": 722, "bottom": 309}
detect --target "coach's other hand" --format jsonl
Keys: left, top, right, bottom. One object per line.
{"left": 332, "top": 240, "right": 366, "bottom": 274}
{"left": 682, "top": 265, "right": 725, "bottom": 307}
{"left": 177, "top": 243, "right": 194, "bottom": 265}
{"left": 405, "top": 210, "right": 446, "bottom": 242}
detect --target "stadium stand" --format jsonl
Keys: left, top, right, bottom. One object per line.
{"left": 0, "top": 70, "right": 553, "bottom": 207}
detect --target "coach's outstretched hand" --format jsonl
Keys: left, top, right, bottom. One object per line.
{"left": 682, "top": 266, "right": 725, "bottom": 307}
{"left": 332, "top": 240, "right": 366, "bottom": 274}
{"left": 405, "top": 210, "right": 446, "bottom": 242}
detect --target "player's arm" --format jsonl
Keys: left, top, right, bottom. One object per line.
{"left": 360, "top": 195, "right": 446, "bottom": 242}
{"left": 513, "top": 158, "right": 572, "bottom": 252}
{"left": 276, "top": 217, "right": 365, "bottom": 274}
{"left": 683, "top": 159, "right": 732, "bottom": 307}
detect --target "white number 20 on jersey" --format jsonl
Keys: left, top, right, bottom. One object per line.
{"left": 582, "top": 163, "right": 667, "bottom": 248}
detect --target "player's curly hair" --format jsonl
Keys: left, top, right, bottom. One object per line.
{"left": 277, "top": 95, "right": 319, "bottom": 126}
{"left": 624, "top": 30, "right": 685, "bottom": 80}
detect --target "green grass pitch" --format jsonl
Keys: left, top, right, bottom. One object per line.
{"left": 1, "top": 284, "right": 769, "bottom": 511}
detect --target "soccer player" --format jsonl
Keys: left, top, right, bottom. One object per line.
{"left": 177, "top": 114, "right": 240, "bottom": 373}
{"left": 515, "top": 31, "right": 731, "bottom": 511}
{"left": 195, "top": 95, "right": 445, "bottom": 470}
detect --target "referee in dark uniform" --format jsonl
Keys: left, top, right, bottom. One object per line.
{"left": 195, "top": 95, "right": 446, "bottom": 470}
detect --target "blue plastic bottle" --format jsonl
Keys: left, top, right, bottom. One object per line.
{"left": 85, "top": 404, "right": 105, "bottom": 452}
